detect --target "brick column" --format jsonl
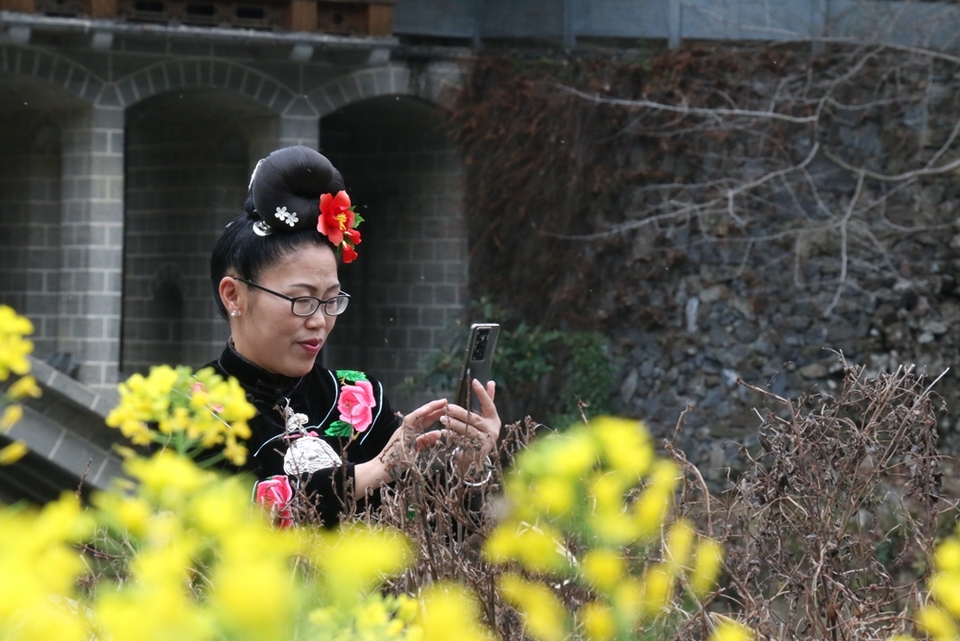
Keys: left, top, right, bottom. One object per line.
{"left": 59, "top": 105, "right": 124, "bottom": 392}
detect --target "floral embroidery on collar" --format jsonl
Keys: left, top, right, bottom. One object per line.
{"left": 326, "top": 370, "right": 376, "bottom": 437}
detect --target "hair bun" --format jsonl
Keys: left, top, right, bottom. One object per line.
{"left": 248, "top": 146, "right": 345, "bottom": 236}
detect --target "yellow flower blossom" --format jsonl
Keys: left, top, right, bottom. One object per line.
{"left": 485, "top": 522, "right": 570, "bottom": 574}
{"left": 580, "top": 601, "right": 616, "bottom": 641}
{"left": 4, "top": 602, "right": 88, "bottom": 641}
{"left": 931, "top": 571, "right": 960, "bottom": 619}
{"left": 309, "top": 525, "right": 413, "bottom": 598}
{"left": 592, "top": 416, "right": 654, "bottom": 478}
{"left": 0, "top": 305, "right": 34, "bottom": 381}
{"left": 588, "top": 507, "right": 637, "bottom": 546}
{"left": 0, "top": 440, "right": 27, "bottom": 465}
{"left": 417, "top": 583, "right": 495, "bottom": 641}
{"left": 663, "top": 518, "right": 695, "bottom": 575}
{"left": 211, "top": 557, "right": 297, "bottom": 640}
{"left": 631, "top": 460, "right": 680, "bottom": 540}
{"left": 8, "top": 375, "right": 41, "bottom": 400}
{"left": 93, "top": 493, "right": 154, "bottom": 537}
{"left": 708, "top": 618, "right": 754, "bottom": 641}
{"left": 640, "top": 562, "right": 674, "bottom": 618}
{"left": 106, "top": 365, "right": 255, "bottom": 465}
{"left": 689, "top": 538, "right": 724, "bottom": 598}
{"left": 582, "top": 547, "right": 625, "bottom": 593}
{"left": 499, "top": 572, "right": 567, "bottom": 641}
{"left": 0, "top": 404, "right": 23, "bottom": 430}
{"left": 611, "top": 578, "right": 644, "bottom": 629}
{"left": 529, "top": 476, "right": 577, "bottom": 517}
{"left": 918, "top": 605, "right": 960, "bottom": 641}
{"left": 936, "top": 537, "right": 960, "bottom": 574}
{"left": 125, "top": 450, "right": 214, "bottom": 504}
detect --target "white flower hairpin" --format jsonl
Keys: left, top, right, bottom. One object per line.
{"left": 274, "top": 206, "right": 299, "bottom": 227}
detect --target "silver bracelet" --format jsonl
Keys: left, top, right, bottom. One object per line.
{"left": 461, "top": 455, "right": 494, "bottom": 487}
{"left": 462, "top": 467, "right": 493, "bottom": 487}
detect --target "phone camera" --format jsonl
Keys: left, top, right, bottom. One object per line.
{"left": 471, "top": 329, "right": 489, "bottom": 361}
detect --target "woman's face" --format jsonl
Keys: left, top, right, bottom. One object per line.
{"left": 224, "top": 244, "right": 341, "bottom": 377}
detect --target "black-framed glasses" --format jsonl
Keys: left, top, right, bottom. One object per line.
{"left": 235, "top": 278, "right": 350, "bottom": 317}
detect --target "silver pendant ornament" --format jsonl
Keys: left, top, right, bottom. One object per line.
{"left": 279, "top": 403, "right": 342, "bottom": 475}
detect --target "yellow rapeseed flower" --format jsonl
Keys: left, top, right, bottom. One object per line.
{"left": 632, "top": 460, "right": 680, "bottom": 540}
{"left": 311, "top": 525, "right": 413, "bottom": 598}
{"left": 640, "top": 562, "right": 674, "bottom": 618}
{"left": 0, "top": 440, "right": 28, "bottom": 465}
{"left": 417, "top": 582, "right": 495, "bottom": 641}
{"left": 0, "top": 305, "right": 34, "bottom": 381}
{"left": 4, "top": 602, "right": 88, "bottom": 641}
{"left": 530, "top": 476, "right": 577, "bottom": 518}
{"left": 581, "top": 547, "right": 625, "bottom": 593}
{"left": 542, "top": 430, "right": 599, "bottom": 480}
{"left": 592, "top": 416, "right": 654, "bottom": 478}
{"left": 931, "top": 571, "right": 960, "bottom": 619}
{"left": 0, "top": 404, "right": 23, "bottom": 430}
{"left": 125, "top": 450, "right": 213, "bottom": 504}
{"left": 663, "top": 519, "right": 695, "bottom": 575}
{"left": 92, "top": 493, "right": 154, "bottom": 537}
{"left": 484, "top": 522, "right": 570, "bottom": 574}
{"left": 580, "top": 601, "right": 616, "bottom": 641}
{"left": 588, "top": 507, "right": 638, "bottom": 547}
{"left": 689, "top": 538, "right": 724, "bottom": 598}
{"left": 611, "top": 577, "right": 644, "bottom": 629}
{"left": 708, "top": 618, "right": 754, "bottom": 641}
{"left": 8, "top": 375, "right": 41, "bottom": 400}
{"left": 936, "top": 537, "right": 960, "bottom": 574}
{"left": 917, "top": 605, "right": 960, "bottom": 641}
{"left": 499, "top": 572, "right": 567, "bottom": 641}
{"left": 210, "top": 557, "right": 297, "bottom": 640}
{"left": 107, "top": 365, "right": 255, "bottom": 464}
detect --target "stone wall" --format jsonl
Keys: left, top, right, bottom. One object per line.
{"left": 451, "top": 49, "right": 960, "bottom": 484}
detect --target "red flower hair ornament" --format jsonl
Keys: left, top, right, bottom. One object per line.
{"left": 318, "top": 190, "right": 364, "bottom": 263}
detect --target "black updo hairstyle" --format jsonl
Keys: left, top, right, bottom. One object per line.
{"left": 210, "top": 146, "right": 346, "bottom": 319}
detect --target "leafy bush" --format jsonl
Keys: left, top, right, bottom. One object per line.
{"left": 407, "top": 298, "right": 614, "bottom": 426}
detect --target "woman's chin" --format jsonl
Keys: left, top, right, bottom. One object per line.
{"left": 281, "top": 355, "right": 318, "bottom": 378}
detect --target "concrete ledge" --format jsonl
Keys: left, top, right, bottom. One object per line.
{"left": 28, "top": 355, "right": 118, "bottom": 417}
{"left": 0, "top": 356, "right": 126, "bottom": 500}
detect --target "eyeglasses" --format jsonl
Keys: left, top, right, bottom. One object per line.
{"left": 235, "top": 278, "right": 350, "bottom": 317}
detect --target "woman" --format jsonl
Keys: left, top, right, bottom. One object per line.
{"left": 208, "top": 146, "right": 500, "bottom": 526}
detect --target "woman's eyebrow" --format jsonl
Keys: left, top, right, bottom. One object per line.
{"left": 289, "top": 282, "right": 341, "bottom": 295}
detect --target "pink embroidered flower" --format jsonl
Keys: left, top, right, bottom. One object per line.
{"left": 337, "top": 380, "right": 376, "bottom": 433}
{"left": 255, "top": 475, "right": 295, "bottom": 528}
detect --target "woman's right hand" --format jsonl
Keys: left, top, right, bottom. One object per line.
{"left": 354, "top": 399, "right": 449, "bottom": 495}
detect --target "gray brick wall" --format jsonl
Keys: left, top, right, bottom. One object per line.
{"left": 122, "top": 100, "right": 273, "bottom": 374}
{"left": 0, "top": 111, "right": 62, "bottom": 359}
{"left": 320, "top": 96, "right": 467, "bottom": 411}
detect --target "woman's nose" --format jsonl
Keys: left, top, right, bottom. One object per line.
{"left": 304, "top": 309, "right": 327, "bottom": 329}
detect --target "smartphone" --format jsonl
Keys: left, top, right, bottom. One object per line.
{"left": 454, "top": 323, "right": 500, "bottom": 411}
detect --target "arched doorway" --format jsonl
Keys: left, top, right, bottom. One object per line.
{"left": 121, "top": 88, "right": 279, "bottom": 373}
{"left": 0, "top": 75, "right": 87, "bottom": 362}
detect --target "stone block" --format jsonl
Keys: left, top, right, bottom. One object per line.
{"left": 6, "top": 409, "right": 63, "bottom": 459}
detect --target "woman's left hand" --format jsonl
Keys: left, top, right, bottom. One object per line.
{"left": 437, "top": 379, "right": 501, "bottom": 457}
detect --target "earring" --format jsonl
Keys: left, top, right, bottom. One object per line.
{"left": 230, "top": 310, "right": 240, "bottom": 318}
